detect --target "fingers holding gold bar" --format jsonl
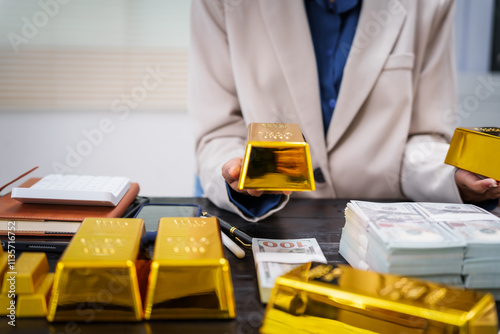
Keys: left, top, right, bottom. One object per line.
{"left": 239, "top": 123, "right": 315, "bottom": 192}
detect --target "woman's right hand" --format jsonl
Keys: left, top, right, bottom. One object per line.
{"left": 222, "top": 157, "right": 291, "bottom": 197}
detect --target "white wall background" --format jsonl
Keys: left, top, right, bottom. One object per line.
{"left": 0, "top": 0, "right": 195, "bottom": 197}
{"left": 0, "top": 0, "right": 499, "bottom": 197}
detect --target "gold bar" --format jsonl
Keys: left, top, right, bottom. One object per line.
{"left": 17, "top": 273, "right": 54, "bottom": 317}
{"left": 239, "top": 123, "right": 315, "bottom": 191}
{"left": 0, "top": 245, "right": 12, "bottom": 317}
{"left": 143, "top": 217, "right": 236, "bottom": 319}
{"left": 0, "top": 295, "right": 13, "bottom": 316}
{"left": 260, "top": 263, "right": 498, "bottom": 334}
{"left": 1, "top": 252, "right": 49, "bottom": 295}
{"left": 47, "top": 218, "right": 150, "bottom": 322}
{"left": 445, "top": 127, "right": 500, "bottom": 180}
{"left": 0, "top": 245, "right": 8, "bottom": 291}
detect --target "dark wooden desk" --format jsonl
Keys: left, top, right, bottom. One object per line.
{"left": 3, "top": 198, "right": 498, "bottom": 333}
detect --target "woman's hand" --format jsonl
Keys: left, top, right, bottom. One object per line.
{"left": 454, "top": 169, "right": 500, "bottom": 203}
{"left": 222, "top": 157, "right": 291, "bottom": 197}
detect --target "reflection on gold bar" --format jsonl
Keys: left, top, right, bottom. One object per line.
{"left": 445, "top": 127, "right": 500, "bottom": 180}
{"left": 1, "top": 252, "right": 48, "bottom": 295}
{"left": 239, "top": 123, "right": 315, "bottom": 191}
{"left": 0, "top": 246, "right": 8, "bottom": 290}
{"left": 0, "top": 245, "right": 13, "bottom": 317}
{"left": 144, "top": 217, "right": 236, "bottom": 320}
{"left": 261, "top": 263, "right": 498, "bottom": 334}
{"left": 18, "top": 273, "right": 54, "bottom": 317}
{"left": 0, "top": 252, "right": 51, "bottom": 317}
{"left": 0, "top": 295, "right": 10, "bottom": 316}
{"left": 47, "top": 218, "right": 150, "bottom": 322}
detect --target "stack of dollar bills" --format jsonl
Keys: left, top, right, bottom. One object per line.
{"left": 339, "top": 200, "right": 500, "bottom": 298}
{"left": 252, "top": 238, "right": 327, "bottom": 303}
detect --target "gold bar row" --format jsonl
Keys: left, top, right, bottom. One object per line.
{"left": 43, "top": 217, "right": 235, "bottom": 322}
{"left": 445, "top": 127, "right": 500, "bottom": 180}
{"left": 260, "top": 263, "right": 498, "bottom": 333}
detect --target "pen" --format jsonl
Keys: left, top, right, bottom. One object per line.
{"left": 199, "top": 213, "right": 246, "bottom": 259}
{"left": 202, "top": 212, "right": 253, "bottom": 249}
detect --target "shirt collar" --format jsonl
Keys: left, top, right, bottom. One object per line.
{"left": 312, "top": 0, "right": 359, "bottom": 14}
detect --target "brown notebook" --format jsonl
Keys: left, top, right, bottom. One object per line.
{"left": 0, "top": 178, "right": 140, "bottom": 222}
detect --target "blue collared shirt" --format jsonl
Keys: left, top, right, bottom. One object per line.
{"left": 305, "top": 0, "right": 361, "bottom": 134}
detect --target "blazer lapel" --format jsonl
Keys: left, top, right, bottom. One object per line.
{"left": 258, "top": 0, "right": 329, "bottom": 170}
{"left": 326, "top": 0, "right": 407, "bottom": 151}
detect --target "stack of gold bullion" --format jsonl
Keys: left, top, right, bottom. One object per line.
{"left": 0, "top": 251, "right": 54, "bottom": 318}
{"left": 45, "top": 216, "right": 235, "bottom": 321}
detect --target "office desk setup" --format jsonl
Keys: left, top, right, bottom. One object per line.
{"left": 2, "top": 197, "right": 500, "bottom": 333}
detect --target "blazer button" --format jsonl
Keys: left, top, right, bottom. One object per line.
{"left": 313, "top": 168, "right": 325, "bottom": 183}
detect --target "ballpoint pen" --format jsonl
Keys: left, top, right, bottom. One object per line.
{"left": 199, "top": 213, "right": 246, "bottom": 259}
{"left": 202, "top": 212, "right": 253, "bottom": 249}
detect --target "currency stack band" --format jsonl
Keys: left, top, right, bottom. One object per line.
{"left": 239, "top": 123, "right": 315, "bottom": 191}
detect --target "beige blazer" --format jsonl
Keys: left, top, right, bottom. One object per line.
{"left": 188, "top": 0, "right": 462, "bottom": 221}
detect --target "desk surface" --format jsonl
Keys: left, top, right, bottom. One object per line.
{"left": 3, "top": 198, "right": 499, "bottom": 333}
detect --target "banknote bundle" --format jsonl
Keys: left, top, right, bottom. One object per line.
{"left": 252, "top": 238, "right": 327, "bottom": 303}
{"left": 339, "top": 200, "right": 500, "bottom": 296}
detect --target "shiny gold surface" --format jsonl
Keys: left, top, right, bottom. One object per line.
{"left": 0, "top": 253, "right": 52, "bottom": 317}
{"left": 144, "top": 217, "right": 236, "bottom": 319}
{"left": 0, "top": 246, "right": 7, "bottom": 292}
{"left": 18, "top": 273, "right": 54, "bottom": 317}
{"left": 47, "top": 218, "right": 149, "bottom": 322}
{"left": 1, "top": 252, "right": 48, "bottom": 295}
{"left": 260, "top": 263, "right": 498, "bottom": 334}
{"left": 445, "top": 127, "right": 500, "bottom": 181}
{"left": 239, "top": 123, "right": 315, "bottom": 191}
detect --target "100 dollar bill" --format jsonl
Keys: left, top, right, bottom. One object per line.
{"left": 252, "top": 238, "right": 326, "bottom": 303}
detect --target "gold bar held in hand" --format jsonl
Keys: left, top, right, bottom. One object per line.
{"left": 445, "top": 127, "right": 500, "bottom": 180}
{"left": 260, "top": 263, "right": 498, "bottom": 334}
{"left": 239, "top": 123, "right": 315, "bottom": 191}
{"left": 143, "top": 217, "right": 236, "bottom": 319}
{"left": 47, "top": 218, "right": 150, "bottom": 322}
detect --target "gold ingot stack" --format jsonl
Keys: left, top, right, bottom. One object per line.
{"left": 0, "top": 252, "right": 54, "bottom": 318}
{"left": 47, "top": 218, "right": 150, "bottom": 322}
{"left": 239, "top": 123, "right": 315, "bottom": 191}
{"left": 260, "top": 263, "right": 498, "bottom": 334}
{"left": 0, "top": 245, "right": 7, "bottom": 286}
{"left": 144, "top": 217, "right": 236, "bottom": 319}
{"left": 445, "top": 127, "right": 500, "bottom": 180}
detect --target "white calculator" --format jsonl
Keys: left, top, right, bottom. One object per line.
{"left": 11, "top": 174, "right": 131, "bottom": 206}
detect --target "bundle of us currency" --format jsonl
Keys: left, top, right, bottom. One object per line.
{"left": 252, "top": 238, "right": 327, "bottom": 303}
{"left": 340, "top": 200, "right": 500, "bottom": 294}
{"left": 443, "top": 218, "right": 500, "bottom": 290}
